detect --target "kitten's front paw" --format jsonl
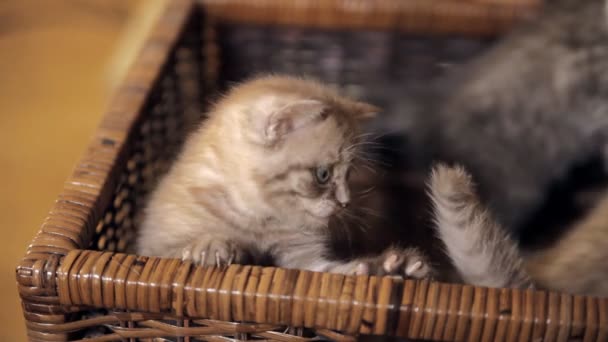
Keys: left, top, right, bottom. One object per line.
{"left": 355, "top": 248, "right": 433, "bottom": 279}
{"left": 180, "top": 239, "right": 244, "bottom": 267}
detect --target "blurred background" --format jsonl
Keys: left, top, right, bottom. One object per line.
{"left": 0, "top": 0, "right": 166, "bottom": 339}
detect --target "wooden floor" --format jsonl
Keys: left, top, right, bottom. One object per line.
{"left": 0, "top": 1, "right": 144, "bottom": 339}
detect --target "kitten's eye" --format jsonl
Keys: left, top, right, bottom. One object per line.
{"left": 314, "top": 165, "right": 332, "bottom": 185}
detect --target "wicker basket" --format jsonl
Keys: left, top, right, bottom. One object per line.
{"left": 16, "top": 0, "right": 608, "bottom": 341}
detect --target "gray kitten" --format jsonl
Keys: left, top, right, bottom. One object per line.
{"left": 420, "top": 0, "right": 608, "bottom": 232}
{"left": 422, "top": 0, "right": 608, "bottom": 232}
{"left": 425, "top": 0, "right": 608, "bottom": 296}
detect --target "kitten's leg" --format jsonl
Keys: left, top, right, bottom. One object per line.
{"left": 429, "top": 164, "right": 533, "bottom": 288}
{"left": 179, "top": 237, "right": 247, "bottom": 266}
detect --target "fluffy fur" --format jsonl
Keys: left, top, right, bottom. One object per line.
{"left": 525, "top": 191, "right": 608, "bottom": 296}
{"left": 430, "top": 164, "right": 608, "bottom": 296}
{"left": 137, "top": 75, "right": 431, "bottom": 278}
{"left": 409, "top": 0, "right": 608, "bottom": 234}
{"left": 429, "top": 165, "right": 533, "bottom": 289}
{"left": 407, "top": 0, "right": 608, "bottom": 296}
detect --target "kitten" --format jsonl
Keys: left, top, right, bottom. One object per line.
{"left": 402, "top": 0, "right": 608, "bottom": 237}
{"left": 349, "top": 0, "right": 608, "bottom": 296}
{"left": 392, "top": 0, "right": 608, "bottom": 295}
{"left": 137, "top": 75, "right": 432, "bottom": 278}
{"left": 430, "top": 163, "right": 608, "bottom": 297}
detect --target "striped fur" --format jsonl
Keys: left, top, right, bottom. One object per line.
{"left": 425, "top": 0, "right": 608, "bottom": 295}
{"left": 430, "top": 164, "right": 608, "bottom": 297}
{"left": 429, "top": 164, "right": 533, "bottom": 288}
{"left": 137, "top": 75, "right": 432, "bottom": 278}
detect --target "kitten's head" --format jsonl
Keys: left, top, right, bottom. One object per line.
{"left": 218, "top": 75, "right": 379, "bottom": 228}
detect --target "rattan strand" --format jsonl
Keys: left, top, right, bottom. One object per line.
{"left": 202, "top": 0, "right": 542, "bottom": 36}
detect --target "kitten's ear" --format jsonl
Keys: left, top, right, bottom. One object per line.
{"left": 264, "top": 99, "right": 326, "bottom": 143}
{"left": 350, "top": 101, "right": 381, "bottom": 120}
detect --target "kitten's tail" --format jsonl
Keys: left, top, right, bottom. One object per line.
{"left": 428, "top": 164, "right": 532, "bottom": 288}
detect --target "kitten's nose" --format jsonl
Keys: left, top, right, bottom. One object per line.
{"left": 335, "top": 184, "right": 350, "bottom": 208}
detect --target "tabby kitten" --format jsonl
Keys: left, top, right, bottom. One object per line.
{"left": 405, "top": 0, "right": 608, "bottom": 235}
{"left": 408, "top": 0, "right": 608, "bottom": 296}
{"left": 429, "top": 163, "right": 608, "bottom": 297}
{"left": 137, "top": 75, "right": 431, "bottom": 278}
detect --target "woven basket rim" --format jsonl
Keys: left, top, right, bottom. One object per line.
{"left": 201, "top": 0, "right": 542, "bottom": 36}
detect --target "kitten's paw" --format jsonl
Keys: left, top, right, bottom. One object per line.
{"left": 383, "top": 249, "right": 433, "bottom": 279}
{"left": 355, "top": 248, "right": 433, "bottom": 279}
{"left": 429, "top": 163, "right": 475, "bottom": 202}
{"left": 180, "top": 239, "right": 243, "bottom": 267}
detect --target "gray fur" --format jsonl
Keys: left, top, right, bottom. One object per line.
{"left": 423, "top": 0, "right": 608, "bottom": 291}
{"left": 429, "top": 164, "right": 532, "bottom": 288}
{"left": 413, "top": 0, "right": 608, "bottom": 232}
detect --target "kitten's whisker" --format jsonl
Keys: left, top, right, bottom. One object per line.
{"left": 352, "top": 153, "right": 379, "bottom": 164}
{"left": 353, "top": 149, "right": 386, "bottom": 165}
{"left": 355, "top": 186, "right": 377, "bottom": 198}
{"left": 341, "top": 209, "right": 371, "bottom": 233}
{"left": 357, "top": 128, "right": 402, "bottom": 142}
{"left": 353, "top": 129, "right": 400, "bottom": 143}
{"left": 352, "top": 132, "right": 383, "bottom": 143}
{"left": 353, "top": 150, "right": 380, "bottom": 159}
{"left": 344, "top": 141, "right": 384, "bottom": 153}
{"left": 344, "top": 141, "right": 377, "bottom": 152}
{"left": 357, "top": 162, "right": 379, "bottom": 174}
{"left": 356, "top": 206, "right": 386, "bottom": 219}
{"left": 353, "top": 132, "right": 379, "bottom": 139}
{"left": 351, "top": 140, "right": 384, "bottom": 148}
{"left": 353, "top": 155, "right": 384, "bottom": 168}
{"left": 335, "top": 214, "right": 354, "bottom": 252}
{"left": 354, "top": 221, "right": 372, "bottom": 234}
{"left": 360, "top": 146, "right": 400, "bottom": 155}
{"left": 354, "top": 222, "right": 369, "bottom": 234}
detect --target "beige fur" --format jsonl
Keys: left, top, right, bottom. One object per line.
{"left": 525, "top": 193, "right": 608, "bottom": 297}
{"left": 430, "top": 164, "right": 608, "bottom": 296}
{"left": 137, "top": 75, "right": 432, "bottom": 278}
